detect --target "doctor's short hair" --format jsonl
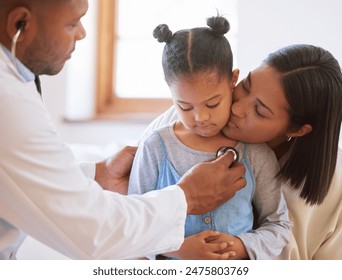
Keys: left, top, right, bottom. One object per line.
{"left": 153, "top": 15, "right": 233, "bottom": 85}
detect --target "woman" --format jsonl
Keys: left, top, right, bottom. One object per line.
{"left": 142, "top": 44, "right": 342, "bottom": 259}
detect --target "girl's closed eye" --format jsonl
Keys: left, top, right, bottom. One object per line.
{"left": 207, "top": 101, "right": 220, "bottom": 108}
{"left": 206, "top": 95, "right": 222, "bottom": 108}
{"left": 178, "top": 103, "right": 193, "bottom": 111}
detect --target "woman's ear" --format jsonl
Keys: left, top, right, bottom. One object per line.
{"left": 288, "top": 124, "right": 313, "bottom": 138}
{"left": 231, "top": 69, "right": 240, "bottom": 88}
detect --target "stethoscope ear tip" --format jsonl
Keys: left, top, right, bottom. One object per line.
{"left": 216, "top": 146, "right": 239, "bottom": 164}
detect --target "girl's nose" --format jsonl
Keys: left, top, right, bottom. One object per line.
{"left": 194, "top": 110, "right": 210, "bottom": 123}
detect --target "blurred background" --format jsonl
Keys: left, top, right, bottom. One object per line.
{"left": 17, "top": 0, "right": 342, "bottom": 259}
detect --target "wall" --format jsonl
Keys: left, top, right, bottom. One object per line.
{"left": 236, "top": 0, "right": 342, "bottom": 77}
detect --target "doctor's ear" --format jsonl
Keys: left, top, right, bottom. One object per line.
{"left": 6, "top": 7, "right": 32, "bottom": 41}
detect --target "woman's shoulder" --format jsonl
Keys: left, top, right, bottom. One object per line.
{"left": 242, "top": 142, "right": 277, "bottom": 161}
{"left": 239, "top": 143, "right": 279, "bottom": 177}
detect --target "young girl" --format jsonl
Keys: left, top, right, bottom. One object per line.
{"left": 128, "top": 16, "right": 291, "bottom": 260}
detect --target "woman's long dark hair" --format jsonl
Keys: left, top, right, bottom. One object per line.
{"left": 265, "top": 44, "right": 342, "bottom": 205}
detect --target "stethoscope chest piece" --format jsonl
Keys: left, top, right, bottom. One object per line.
{"left": 216, "top": 146, "right": 239, "bottom": 164}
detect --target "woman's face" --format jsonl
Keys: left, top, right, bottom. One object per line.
{"left": 222, "top": 64, "right": 291, "bottom": 146}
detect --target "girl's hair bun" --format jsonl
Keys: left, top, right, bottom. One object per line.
{"left": 207, "top": 16, "right": 230, "bottom": 36}
{"left": 153, "top": 24, "right": 173, "bottom": 43}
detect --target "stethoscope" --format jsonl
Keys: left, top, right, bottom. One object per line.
{"left": 216, "top": 146, "right": 239, "bottom": 166}
{"left": 11, "top": 21, "right": 25, "bottom": 71}
{"left": 10, "top": 21, "right": 42, "bottom": 95}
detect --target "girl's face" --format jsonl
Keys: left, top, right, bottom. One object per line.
{"left": 222, "top": 64, "right": 291, "bottom": 146}
{"left": 170, "top": 70, "right": 236, "bottom": 138}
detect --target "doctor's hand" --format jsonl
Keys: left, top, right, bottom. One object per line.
{"left": 95, "top": 146, "right": 137, "bottom": 194}
{"left": 177, "top": 151, "right": 246, "bottom": 215}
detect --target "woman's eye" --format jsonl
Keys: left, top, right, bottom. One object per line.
{"left": 254, "top": 105, "right": 264, "bottom": 118}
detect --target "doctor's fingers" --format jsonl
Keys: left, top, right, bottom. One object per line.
{"left": 212, "top": 149, "right": 236, "bottom": 167}
{"left": 217, "top": 162, "right": 246, "bottom": 196}
{"left": 215, "top": 157, "right": 246, "bottom": 183}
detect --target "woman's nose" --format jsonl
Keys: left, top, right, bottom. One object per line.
{"left": 231, "top": 100, "right": 245, "bottom": 118}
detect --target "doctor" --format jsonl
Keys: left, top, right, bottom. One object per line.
{"left": 0, "top": 0, "right": 246, "bottom": 259}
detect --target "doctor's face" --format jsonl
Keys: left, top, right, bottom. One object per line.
{"left": 22, "top": 0, "right": 88, "bottom": 75}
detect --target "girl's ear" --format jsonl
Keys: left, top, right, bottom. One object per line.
{"left": 231, "top": 69, "right": 240, "bottom": 88}
{"left": 288, "top": 124, "right": 313, "bottom": 138}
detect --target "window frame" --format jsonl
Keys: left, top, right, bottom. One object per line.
{"left": 96, "top": 0, "right": 173, "bottom": 121}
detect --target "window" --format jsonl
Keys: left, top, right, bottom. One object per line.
{"left": 96, "top": 0, "right": 238, "bottom": 121}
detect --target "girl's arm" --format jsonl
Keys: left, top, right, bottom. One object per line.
{"left": 128, "top": 131, "right": 162, "bottom": 195}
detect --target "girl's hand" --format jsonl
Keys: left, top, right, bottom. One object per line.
{"left": 207, "top": 233, "right": 248, "bottom": 260}
{"left": 164, "top": 230, "right": 236, "bottom": 260}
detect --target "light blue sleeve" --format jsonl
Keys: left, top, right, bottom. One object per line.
{"left": 128, "top": 131, "right": 163, "bottom": 195}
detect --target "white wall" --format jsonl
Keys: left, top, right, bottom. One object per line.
{"left": 17, "top": 0, "right": 342, "bottom": 259}
{"left": 236, "top": 0, "right": 342, "bottom": 77}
